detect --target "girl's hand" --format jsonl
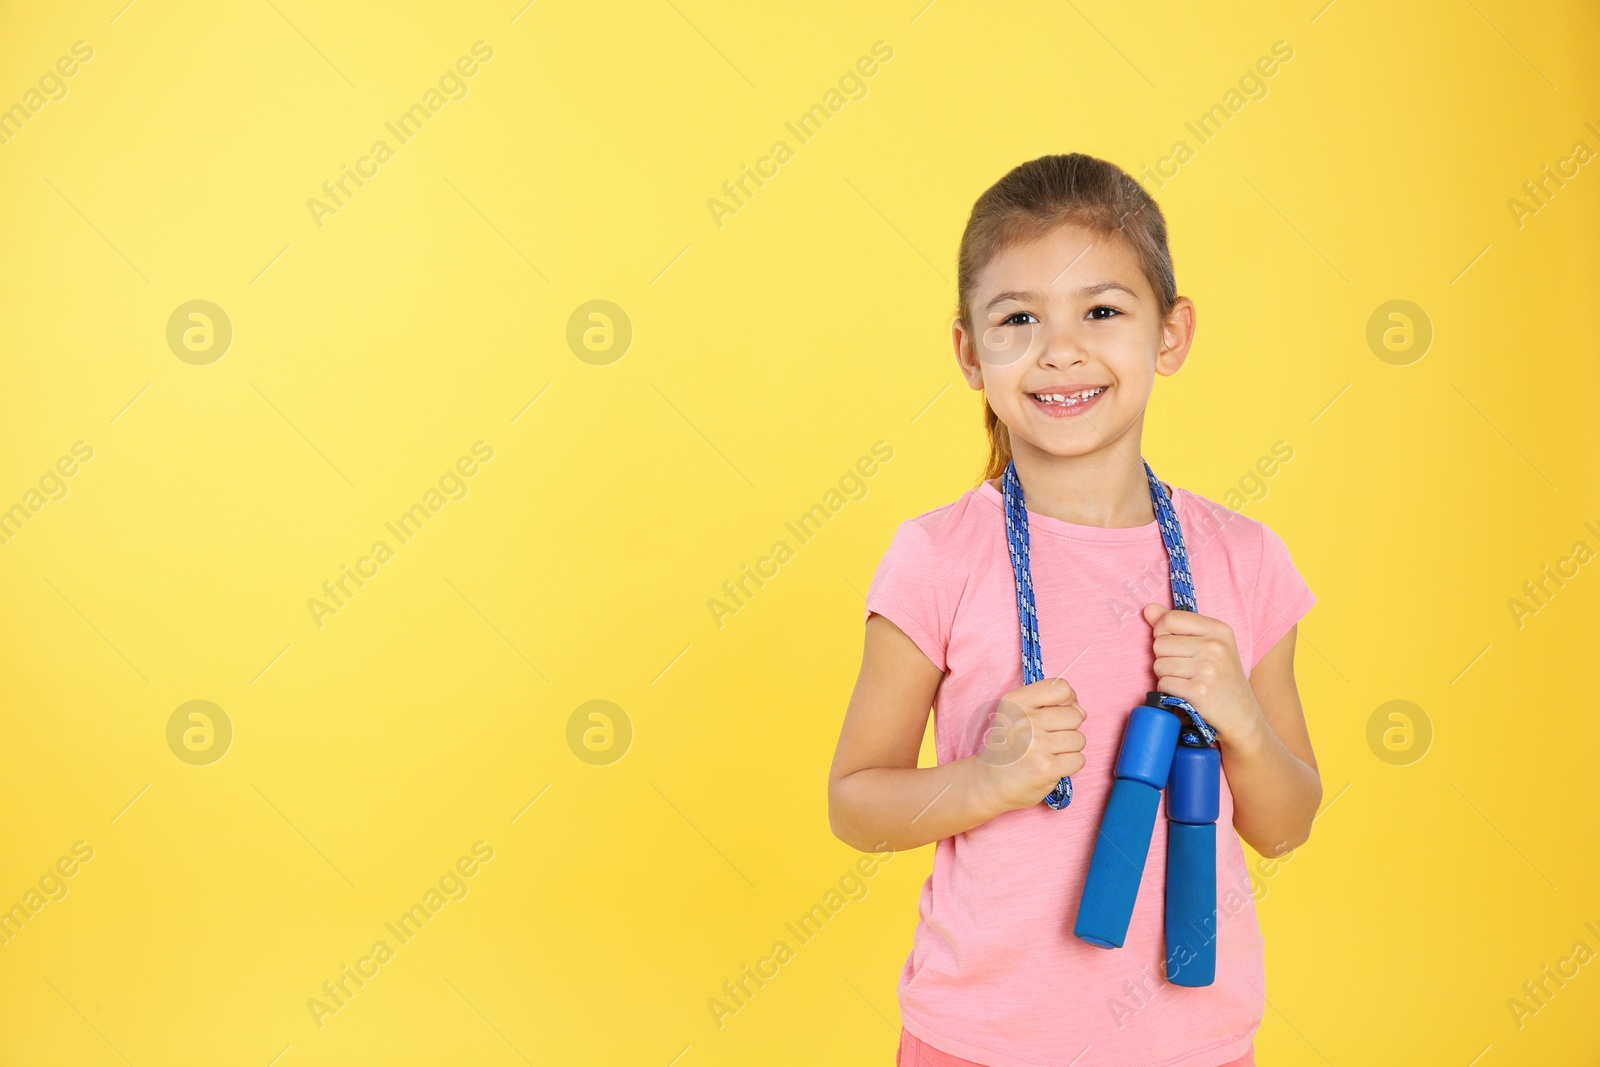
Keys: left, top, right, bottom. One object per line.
{"left": 1141, "top": 602, "right": 1265, "bottom": 746}
{"left": 974, "top": 677, "right": 1088, "bottom": 813}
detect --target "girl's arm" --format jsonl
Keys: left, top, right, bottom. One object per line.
{"left": 1145, "top": 603, "right": 1322, "bottom": 858}
{"left": 828, "top": 614, "right": 1009, "bottom": 853}
{"left": 1223, "top": 625, "right": 1322, "bottom": 857}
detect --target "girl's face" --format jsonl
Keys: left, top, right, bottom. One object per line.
{"left": 954, "top": 222, "right": 1194, "bottom": 466}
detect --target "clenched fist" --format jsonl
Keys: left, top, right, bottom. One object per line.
{"left": 1142, "top": 602, "right": 1266, "bottom": 744}
{"left": 974, "top": 677, "right": 1088, "bottom": 813}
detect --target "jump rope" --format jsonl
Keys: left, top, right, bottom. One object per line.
{"left": 1002, "top": 458, "right": 1221, "bottom": 987}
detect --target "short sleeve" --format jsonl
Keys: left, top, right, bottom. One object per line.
{"left": 863, "top": 518, "right": 950, "bottom": 673}
{"left": 1246, "top": 521, "right": 1317, "bottom": 672}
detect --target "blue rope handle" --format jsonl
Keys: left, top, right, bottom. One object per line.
{"left": 1001, "top": 459, "right": 1215, "bottom": 811}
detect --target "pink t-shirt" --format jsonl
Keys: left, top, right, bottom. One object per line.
{"left": 863, "top": 475, "right": 1317, "bottom": 1067}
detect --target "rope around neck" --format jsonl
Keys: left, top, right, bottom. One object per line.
{"left": 1000, "top": 458, "right": 1217, "bottom": 810}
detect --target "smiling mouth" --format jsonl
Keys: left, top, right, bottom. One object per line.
{"left": 1028, "top": 386, "right": 1107, "bottom": 407}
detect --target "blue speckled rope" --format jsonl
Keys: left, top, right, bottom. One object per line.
{"left": 1001, "top": 458, "right": 1217, "bottom": 810}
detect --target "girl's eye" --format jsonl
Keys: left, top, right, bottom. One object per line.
{"left": 1000, "top": 311, "right": 1037, "bottom": 326}
{"left": 1088, "top": 305, "right": 1121, "bottom": 320}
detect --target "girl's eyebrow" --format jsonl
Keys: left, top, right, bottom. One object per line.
{"left": 985, "top": 281, "right": 1140, "bottom": 309}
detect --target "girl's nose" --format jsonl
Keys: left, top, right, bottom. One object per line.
{"left": 1037, "top": 319, "right": 1089, "bottom": 367}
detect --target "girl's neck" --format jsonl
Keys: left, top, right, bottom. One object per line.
{"left": 996, "top": 444, "right": 1155, "bottom": 529}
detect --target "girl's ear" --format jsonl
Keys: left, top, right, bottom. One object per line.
{"left": 952, "top": 317, "right": 984, "bottom": 389}
{"left": 1155, "top": 296, "right": 1197, "bottom": 377}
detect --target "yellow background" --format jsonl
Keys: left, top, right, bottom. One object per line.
{"left": 2, "top": 0, "right": 1597, "bottom": 1063}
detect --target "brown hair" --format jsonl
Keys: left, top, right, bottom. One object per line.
{"left": 956, "top": 153, "right": 1178, "bottom": 484}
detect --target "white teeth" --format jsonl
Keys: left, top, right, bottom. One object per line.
{"left": 1031, "top": 387, "right": 1105, "bottom": 405}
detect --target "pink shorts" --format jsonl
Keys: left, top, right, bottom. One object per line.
{"left": 896, "top": 1027, "right": 1255, "bottom": 1067}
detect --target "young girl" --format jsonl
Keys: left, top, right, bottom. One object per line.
{"left": 827, "top": 153, "right": 1321, "bottom": 1067}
